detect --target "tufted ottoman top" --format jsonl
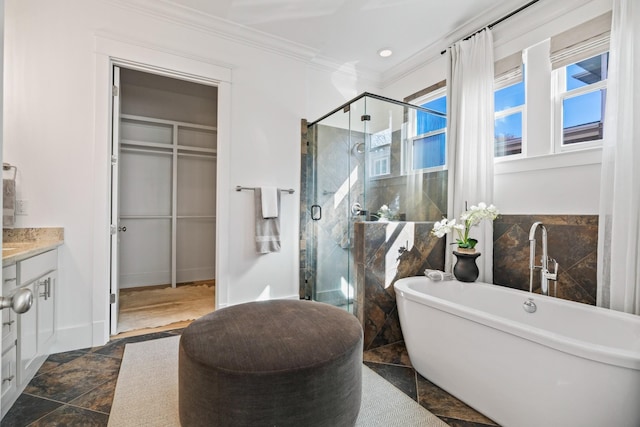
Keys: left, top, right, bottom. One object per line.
{"left": 180, "top": 299, "right": 363, "bottom": 373}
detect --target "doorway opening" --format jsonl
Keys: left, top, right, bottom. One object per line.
{"left": 110, "top": 66, "right": 218, "bottom": 337}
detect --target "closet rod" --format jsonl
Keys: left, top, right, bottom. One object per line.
{"left": 235, "top": 185, "right": 295, "bottom": 194}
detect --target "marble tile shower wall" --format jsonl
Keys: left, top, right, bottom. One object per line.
{"left": 354, "top": 221, "right": 445, "bottom": 350}
{"left": 493, "top": 214, "right": 598, "bottom": 305}
{"left": 299, "top": 119, "right": 310, "bottom": 299}
{"left": 367, "top": 129, "right": 448, "bottom": 222}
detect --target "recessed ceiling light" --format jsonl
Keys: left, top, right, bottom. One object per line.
{"left": 377, "top": 48, "right": 393, "bottom": 58}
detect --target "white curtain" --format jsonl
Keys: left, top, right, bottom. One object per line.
{"left": 597, "top": 0, "right": 640, "bottom": 314}
{"left": 445, "top": 29, "right": 495, "bottom": 282}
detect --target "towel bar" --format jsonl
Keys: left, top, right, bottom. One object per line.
{"left": 2, "top": 163, "right": 17, "bottom": 180}
{"left": 235, "top": 186, "right": 295, "bottom": 194}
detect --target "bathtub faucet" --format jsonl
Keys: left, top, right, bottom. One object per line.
{"left": 528, "top": 222, "right": 559, "bottom": 296}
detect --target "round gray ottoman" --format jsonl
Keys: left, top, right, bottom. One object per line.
{"left": 178, "top": 299, "right": 363, "bottom": 427}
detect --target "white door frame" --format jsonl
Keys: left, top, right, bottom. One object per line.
{"left": 93, "top": 34, "right": 232, "bottom": 346}
{"left": 0, "top": 0, "right": 5, "bottom": 416}
{"left": 109, "top": 65, "right": 122, "bottom": 336}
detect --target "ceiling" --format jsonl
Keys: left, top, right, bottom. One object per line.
{"left": 164, "top": 0, "right": 534, "bottom": 77}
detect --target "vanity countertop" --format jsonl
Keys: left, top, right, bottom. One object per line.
{"left": 3, "top": 228, "right": 64, "bottom": 267}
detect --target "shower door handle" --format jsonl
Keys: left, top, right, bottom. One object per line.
{"left": 311, "top": 205, "right": 322, "bottom": 221}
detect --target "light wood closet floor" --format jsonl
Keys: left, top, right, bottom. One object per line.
{"left": 115, "top": 280, "right": 215, "bottom": 338}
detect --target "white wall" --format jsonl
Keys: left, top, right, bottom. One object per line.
{"left": 382, "top": 0, "right": 612, "bottom": 215}
{"left": 3, "top": 0, "right": 376, "bottom": 349}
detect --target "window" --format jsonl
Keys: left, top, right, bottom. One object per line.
{"left": 494, "top": 75, "right": 525, "bottom": 157}
{"left": 555, "top": 52, "right": 608, "bottom": 148}
{"left": 369, "top": 128, "right": 391, "bottom": 177}
{"left": 409, "top": 92, "right": 447, "bottom": 171}
{"left": 550, "top": 11, "right": 610, "bottom": 152}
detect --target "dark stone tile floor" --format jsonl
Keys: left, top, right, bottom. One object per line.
{"left": 363, "top": 341, "right": 499, "bottom": 427}
{"left": 0, "top": 330, "right": 182, "bottom": 427}
{"left": 2, "top": 331, "right": 498, "bottom": 426}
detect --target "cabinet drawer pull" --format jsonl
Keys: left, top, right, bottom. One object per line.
{"left": 2, "top": 375, "right": 14, "bottom": 383}
{"left": 2, "top": 320, "right": 15, "bottom": 327}
{"left": 39, "top": 278, "right": 51, "bottom": 300}
{"left": 3, "top": 278, "right": 16, "bottom": 283}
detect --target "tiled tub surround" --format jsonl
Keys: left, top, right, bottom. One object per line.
{"left": 353, "top": 214, "right": 598, "bottom": 352}
{"left": 493, "top": 215, "right": 598, "bottom": 305}
{"left": 354, "top": 221, "right": 445, "bottom": 350}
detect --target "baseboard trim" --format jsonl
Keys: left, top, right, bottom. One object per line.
{"left": 50, "top": 323, "right": 94, "bottom": 353}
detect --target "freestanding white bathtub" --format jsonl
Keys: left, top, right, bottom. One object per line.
{"left": 395, "top": 276, "right": 640, "bottom": 427}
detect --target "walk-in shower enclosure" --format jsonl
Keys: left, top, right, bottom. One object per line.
{"left": 301, "top": 93, "right": 448, "bottom": 312}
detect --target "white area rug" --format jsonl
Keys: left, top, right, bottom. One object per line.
{"left": 108, "top": 336, "right": 447, "bottom": 427}
{"left": 117, "top": 285, "right": 214, "bottom": 333}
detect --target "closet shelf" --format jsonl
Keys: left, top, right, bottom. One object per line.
{"left": 121, "top": 114, "right": 217, "bottom": 131}
{"left": 176, "top": 215, "right": 217, "bottom": 220}
{"left": 121, "top": 140, "right": 217, "bottom": 155}
{"left": 120, "top": 215, "right": 216, "bottom": 220}
{"left": 120, "top": 215, "right": 172, "bottom": 220}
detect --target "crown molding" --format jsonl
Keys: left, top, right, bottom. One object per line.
{"left": 104, "top": 0, "right": 383, "bottom": 87}
{"left": 380, "top": 0, "right": 599, "bottom": 88}
{"left": 105, "top": 0, "right": 318, "bottom": 62}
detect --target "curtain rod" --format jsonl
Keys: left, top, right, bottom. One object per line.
{"left": 440, "top": 0, "right": 540, "bottom": 55}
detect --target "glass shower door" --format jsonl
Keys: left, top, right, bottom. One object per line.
{"left": 304, "top": 92, "right": 449, "bottom": 315}
{"left": 306, "top": 101, "right": 365, "bottom": 312}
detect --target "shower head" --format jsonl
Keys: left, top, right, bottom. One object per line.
{"left": 352, "top": 142, "right": 365, "bottom": 154}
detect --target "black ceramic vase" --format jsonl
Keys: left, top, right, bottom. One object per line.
{"left": 453, "top": 251, "right": 481, "bottom": 282}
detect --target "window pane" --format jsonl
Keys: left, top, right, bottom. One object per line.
{"left": 566, "top": 52, "right": 609, "bottom": 90}
{"left": 417, "top": 96, "right": 446, "bottom": 135}
{"left": 422, "top": 96, "right": 446, "bottom": 114}
{"left": 563, "top": 89, "right": 605, "bottom": 144}
{"left": 495, "top": 80, "right": 524, "bottom": 112}
{"left": 370, "top": 146, "right": 390, "bottom": 177}
{"left": 495, "top": 112, "right": 522, "bottom": 157}
{"left": 413, "top": 133, "right": 445, "bottom": 170}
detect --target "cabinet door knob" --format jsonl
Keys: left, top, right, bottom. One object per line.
{"left": 2, "top": 375, "right": 14, "bottom": 383}
{"left": 2, "top": 320, "right": 15, "bottom": 326}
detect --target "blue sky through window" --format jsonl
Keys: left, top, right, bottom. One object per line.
{"left": 563, "top": 53, "right": 608, "bottom": 137}
{"left": 563, "top": 90, "right": 604, "bottom": 128}
{"left": 417, "top": 96, "right": 446, "bottom": 136}
{"left": 495, "top": 81, "right": 525, "bottom": 112}
{"left": 414, "top": 95, "right": 447, "bottom": 169}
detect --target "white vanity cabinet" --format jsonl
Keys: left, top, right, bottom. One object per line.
{"left": 1, "top": 265, "right": 18, "bottom": 416}
{"left": 16, "top": 249, "right": 57, "bottom": 388}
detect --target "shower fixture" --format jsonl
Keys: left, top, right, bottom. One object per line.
{"left": 352, "top": 142, "right": 365, "bottom": 154}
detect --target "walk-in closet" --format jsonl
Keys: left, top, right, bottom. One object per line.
{"left": 112, "top": 67, "right": 218, "bottom": 335}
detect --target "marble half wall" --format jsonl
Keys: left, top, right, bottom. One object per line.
{"left": 354, "top": 221, "right": 445, "bottom": 351}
